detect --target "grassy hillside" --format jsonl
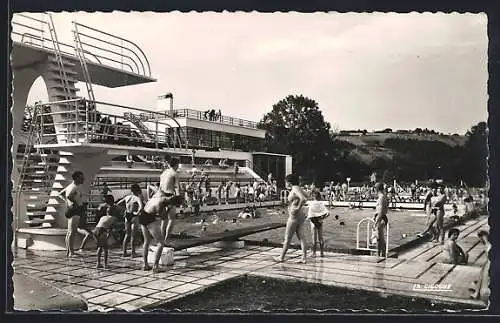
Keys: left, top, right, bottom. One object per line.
{"left": 331, "top": 132, "right": 468, "bottom": 182}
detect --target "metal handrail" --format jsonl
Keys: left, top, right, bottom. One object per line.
{"left": 12, "top": 13, "right": 151, "bottom": 77}
{"left": 173, "top": 108, "right": 259, "bottom": 129}
{"left": 12, "top": 31, "right": 103, "bottom": 64}
{"left": 74, "top": 22, "right": 151, "bottom": 77}
{"left": 35, "top": 99, "right": 187, "bottom": 148}
{"left": 78, "top": 32, "right": 142, "bottom": 74}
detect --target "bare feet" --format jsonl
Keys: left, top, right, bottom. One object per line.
{"left": 272, "top": 256, "right": 284, "bottom": 263}
{"left": 296, "top": 258, "right": 307, "bottom": 264}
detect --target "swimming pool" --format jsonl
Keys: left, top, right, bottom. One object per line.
{"left": 173, "top": 206, "right": 429, "bottom": 252}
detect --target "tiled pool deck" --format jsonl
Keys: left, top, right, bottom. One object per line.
{"left": 13, "top": 217, "right": 488, "bottom": 312}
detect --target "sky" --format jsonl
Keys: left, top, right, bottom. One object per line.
{"left": 17, "top": 12, "right": 488, "bottom": 134}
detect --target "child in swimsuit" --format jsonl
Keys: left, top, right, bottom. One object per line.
{"left": 93, "top": 194, "right": 120, "bottom": 269}
{"left": 307, "top": 191, "right": 330, "bottom": 257}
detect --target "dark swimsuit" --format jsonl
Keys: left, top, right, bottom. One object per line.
{"left": 138, "top": 210, "right": 157, "bottom": 226}
{"left": 92, "top": 227, "right": 111, "bottom": 247}
{"left": 125, "top": 212, "right": 136, "bottom": 222}
{"left": 310, "top": 217, "right": 323, "bottom": 230}
{"left": 65, "top": 204, "right": 86, "bottom": 219}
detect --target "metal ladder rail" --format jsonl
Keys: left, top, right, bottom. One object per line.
{"left": 46, "top": 14, "right": 79, "bottom": 142}
{"left": 123, "top": 113, "right": 156, "bottom": 140}
{"left": 72, "top": 22, "right": 96, "bottom": 109}
{"left": 14, "top": 106, "right": 42, "bottom": 244}
{"left": 46, "top": 14, "right": 74, "bottom": 103}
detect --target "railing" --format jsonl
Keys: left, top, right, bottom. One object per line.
{"left": 356, "top": 217, "right": 390, "bottom": 258}
{"left": 37, "top": 98, "right": 188, "bottom": 149}
{"left": 172, "top": 108, "right": 259, "bottom": 129}
{"left": 11, "top": 13, "right": 151, "bottom": 77}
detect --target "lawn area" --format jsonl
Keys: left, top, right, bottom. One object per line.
{"left": 173, "top": 205, "right": 428, "bottom": 251}
{"left": 157, "top": 275, "right": 474, "bottom": 312}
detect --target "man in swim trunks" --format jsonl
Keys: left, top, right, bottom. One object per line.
{"left": 373, "top": 182, "right": 389, "bottom": 257}
{"left": 159, "top": 157, "right": 181, "bottom": 244}
{"left": 60, "top": 171, "right": 86, "bottom": 258}
{"left": 431, "top": 185, "right": 448, "bottom": 244}
{"left": 116, "top": 183, "right": 143, "bottom": 257}
{"left": 139, "top": 188, "right": 183, "bottom": 272}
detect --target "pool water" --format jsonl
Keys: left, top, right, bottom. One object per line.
{"left": 173, "top": 206, "right": 429, "bottom": 251}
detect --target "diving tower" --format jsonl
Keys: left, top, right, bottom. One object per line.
{"left": 10, "top": 13, "right": 158, "bottom": 248}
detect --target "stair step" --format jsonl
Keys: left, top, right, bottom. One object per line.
{"left": 48, "top": 83, "right": 80, "bottom": 91}
{"left": 27, "top": 195, "right": 50, "bottom": 200}
{"left": 47, "top": 56, "right": 77, "bottom": 67}
{"left": 47, "top": 65, "right": 78, "bottom": 75}
{"left": 24, "top": 218, "right": 56, "bottom": 226}
{"left": 47, "top": 75, "right": 79, "bottom": 83}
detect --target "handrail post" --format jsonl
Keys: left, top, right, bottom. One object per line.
{"left": 155, "top": 120, "right": 159, "bottom": 150}
{"left": 75, "top": 101, "right": 79, "bottom": 143}
{"left": 40, "top": 104, "right": 44, "bottom": 143}
{"left": 84, "top": 99, "right": 89, "bottom": 143}
{"left": 114, "top": 116, "right": 117, "bottom": 141}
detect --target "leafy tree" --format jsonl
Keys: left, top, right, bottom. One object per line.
{"left": 459, "top": 121, "right": 488, "bottom": 187}
{"left": 258, "top": 95, "right": 334, "bottom": 184}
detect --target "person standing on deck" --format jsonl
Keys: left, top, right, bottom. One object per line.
{"left": 275, "top": 174, "right": 308, "bottom": 264}
{"left": 373, "top": 183, "right": 389, "bottom": 257}
{"left": 431, "top": 185, "right": 448, "bottom": 244}
{"left": 417, "top": 182, "right": 438, "bottom": 239}
{"left": 59, "top": 171, "right": 89, "bottom": 258}
{"left": 159, "top": 157, "right": 181, "bottom": 244}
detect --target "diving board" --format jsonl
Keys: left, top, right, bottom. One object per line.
{"left": 165, "top": 223, "right": 285, "bottom": 251}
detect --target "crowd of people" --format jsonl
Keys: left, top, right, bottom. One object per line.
{"left": 57, "top": 164, "right": 489, "bottom": 299}
{"left": 59, "top": 158, "right": 184, "bottom": 272}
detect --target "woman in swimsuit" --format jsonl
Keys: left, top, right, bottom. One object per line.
{"left": 117, "top": 184, "right": 143, "bottom": 257}
{"left": 275, "top": 174, "right": 308, "bottom": 263}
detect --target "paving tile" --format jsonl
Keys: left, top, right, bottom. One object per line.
{"left": 194, "top": 278, "right": 220, "bottom": 286}
{"left": 101, "top": 273, "right": 139, "bottom": 284}
{"left": 168, "top": 275, "right": 199, "bottom": 283}
{"left": 124, "top": 276, "right": 156, "bottom": 286}
{"left": 182, "top": 270, "right": 218, "bottom": 279}
{"left": 34, "top": 263, "right": 66, "bottom": 272}
{"left": 149, "top": 291, "right": 178, "bottom": 300}
{"left": 209, "top": 272, "right": 241, "bottom": 281}
{"left": 43, "top": 273, "right": 79, "bottom": 282}
{"left": 203, "top": 260, "right": 225, "bottom": 266}
{"left": 102, "top": 283, "right": 129, "bottom": 292}
{"left": 88, "top": 291, "right": 139, "bottom": 308}
{"left": 78, "top": 279, "right": 115, "bottom": 289}
{"left": 66, "top": 284, "right": 95, "bottom": 294}
{"left": 119, "top": 297, "right": 159, "bottom": 309}
{"left": 81, "top": 288, "right": 112, "bottom": 299}
{"left": 115, "top": 303, "right": 139, "bottom": 311}
{"left": 109, "top": 267, "right": 134, "bottom": 273}
{"left": 65, "top": 268, "right": 96, "bottom": 276}
{"left": 141, "top": 279, "right": 184, "bottom": 290}
{"left": 167, "top": 282, "right": 202, "bottom": 294}
{"left": 119, "top": 286, "right": 157, "bottom": 297}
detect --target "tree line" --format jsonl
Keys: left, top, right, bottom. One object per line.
{"left": 257, "top": 95, "right": 488, "bottom": 187}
